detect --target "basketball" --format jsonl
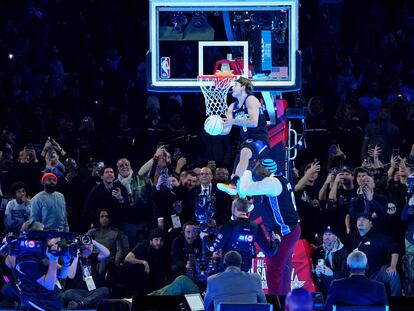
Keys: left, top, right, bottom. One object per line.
{"left": 204, "top": 115, "right": 224, "bottom": 136}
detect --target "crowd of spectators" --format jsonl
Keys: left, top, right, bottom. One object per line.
{"left": 1, "top": 0, "right": 414, "bottom": 309}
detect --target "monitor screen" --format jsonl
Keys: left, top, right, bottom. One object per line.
{"left": 184, "top": 294, "right": 205, "bottom": 311}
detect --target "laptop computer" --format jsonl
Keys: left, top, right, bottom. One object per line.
{"left": 184, "top": 294, "right": 205, "bottom": 311}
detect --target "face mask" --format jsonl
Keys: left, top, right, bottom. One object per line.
{"left": 45, "top": 183, "right": 56, "bottom": 193}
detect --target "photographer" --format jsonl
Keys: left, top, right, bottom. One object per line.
{"left": 201, "top": 198, "right": 280, "bottom": 272}
{"left": 171, "top": 221, "right": 202, "bottom": 279}
{"left": 62, "top": 237, "right": 110, "bottom": 309}
{"left": 11, "top": 220, "right": 72, "bottom": 311}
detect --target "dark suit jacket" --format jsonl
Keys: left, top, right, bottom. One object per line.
{"left": 324, "top": 274, "right": 387, "bottom": 311}
{"left": 204, "top": 266, "right": 266, "bottom": 311}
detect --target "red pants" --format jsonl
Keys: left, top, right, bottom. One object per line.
{"left": 265, "top": 224, "right": 301, "bottom": 296}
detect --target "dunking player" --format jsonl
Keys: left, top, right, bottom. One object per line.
{"left": 217, "top": 77, "right": 269, "bottom": 196}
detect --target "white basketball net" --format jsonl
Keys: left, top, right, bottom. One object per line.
{"left": 198, "top": 75, "right": 236, "bottom": 116}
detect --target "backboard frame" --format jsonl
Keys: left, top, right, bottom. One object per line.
{"left": 148, "top": 0, "right": 300, "bottom": 92}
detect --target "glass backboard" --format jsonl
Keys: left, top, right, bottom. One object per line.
{"left": 148, "top": 0, "right": 300, "bottom": 92}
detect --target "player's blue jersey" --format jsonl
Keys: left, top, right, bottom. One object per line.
{"left": 232, "top": 95, "right": 269, "bottom": 145}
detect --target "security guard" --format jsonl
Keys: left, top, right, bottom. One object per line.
{"left": 201, "top": 198, "right": 280, "bottom": 272}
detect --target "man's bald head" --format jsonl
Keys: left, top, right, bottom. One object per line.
{"left": 285, "top": 288, "right": 313, "bottom": 311}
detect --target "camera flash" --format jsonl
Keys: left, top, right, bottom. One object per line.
{"left": 8, "top": 54, "right": 13, "bottom": 60}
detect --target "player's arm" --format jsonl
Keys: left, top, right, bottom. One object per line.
{"left": 221, "top": 103, "right": 234, "bottom": 135}
{"left": 233, "top": 97, "right": 260, "bottom": 128}
{"left": 239, "top": 170, "right": 282, "bottom": 197}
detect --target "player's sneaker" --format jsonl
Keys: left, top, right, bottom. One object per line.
{"left": 217, "top": 182, "right": 237, "bottom": 196}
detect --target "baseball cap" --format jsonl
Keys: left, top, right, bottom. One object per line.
{"left": 149, "top": 228, "right": 165, "bottom": 240}
{"left": 339, "top": 167, "right": 353, "bottom": 174}
{"left": 353, "top": 167, "right": 370, "bottom": 176}
{"left": 41, "top": 172, "right": 58, "bottom": 185}
{"left": 323, "top": 225, "right": 337, "bottom": 235}
{"left": 356, "top": 212, "right": 372, "bottom": 221}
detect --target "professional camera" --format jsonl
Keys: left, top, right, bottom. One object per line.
{"left": 187, "top": 248, "right": 219, "bottom": 283}
{"left": 0, "top": 231, "right": 91, "bottom": 258}
{"left": 195, "top": 192, "right": 216, "bottom": 227}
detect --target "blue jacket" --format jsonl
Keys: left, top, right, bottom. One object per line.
{"left": 204, "top": 266, "right": 266, "bottom": 311}
{"left": 324, "top": 274, "right": 387, "bottom": 311}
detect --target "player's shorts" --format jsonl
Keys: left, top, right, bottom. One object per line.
{"left": 242, "top": 139, "right": 269, "bottom": 159}
{"left": 232, "top": 139, "right": 269, "bottom": 174}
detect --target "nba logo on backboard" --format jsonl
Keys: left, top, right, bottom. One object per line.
{"left": 160, "top": 57, "right": 170, "bottom": 79}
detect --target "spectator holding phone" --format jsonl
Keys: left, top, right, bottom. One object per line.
{"left": 81, "top": 166, "right": 128, "bottom": 231}
{"left": 349, "top": 175, "right": 388, "bottom": 235}
{"left": 326, "top": 167, "right": 357, "bottom": 239}
{"left": 361, "top": 106, "right": 400, "bottom": 163}
{"left": 294, "top": 161, "right": 321, "bottom": 243}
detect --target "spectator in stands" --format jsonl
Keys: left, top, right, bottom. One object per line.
{"left": 285, "top": 288, "right": 313, "bottom": 311}
{"left": 311, "top": 226, "right": 348, "bottom": 296}
{"left": 349, "top": 175, "right": 388, "bottom": 234}
{"left": 347, "top": 213, "right": 401, "bottom": 296}
{"left": 333, "top": 104, "right": 365, "bottom": 165}
{"left": 294, "top": 161, "right": 321, "bottom": 243}
{"left": 59, "top": 157, "right": 95, "bottom": 232}
{"left": 358, "top": 81, "right": 383, "bottom": 122}
{"left": 401, "top": 191, "right": 414, "bottom": 253}
{"left": 163, "top": 170, "right": 198, "bottom": 228}
{"left": 116, "top": 157, "right": 153, "bottom": 245}
{"left": 4, "top": 182, "right": 30, "bottom": 234}
{"left": 87, "top": 209, "right": 129, "bottom": 272}
{"left": 63, "top": 238, "right": 111, "bottom": 309}
{"left": 154, "top": 172, "right": 183, "bottom": 233}
{"left": 214, "top": 167, "right": 230, "bottom": 183}
{"left": 4, "top": 144, "right": 41, "bottom": 197}
{"left": 41, "top": 138, "right": 66, "bottom": 179}
{"left": 138, "top": 146, "right": 173, "bottom": 184}
{"left": 196, "top": 166, "right": 231, "bottom": 227}
{"left": 361, "top": 106, "right": 400, "bottom": 163}
{"left": 318, "top": 167, "right": 337, "bottom": 207}
{"left": 30, "top": 173, "right": 69, "bottom": 231}
{"left": 81, "top": 166, "right": 128, "bottom": 231}
{"left": 204, "top": 250, "right": 266, "bottom": 311}
{"left": 181, "top": 170, "right": 197, "bottom": 190}
{"left": 326, "top": 145, "right": 352, "bottom": 171}
{"left": 324, "top": 250, "right": 387, "bottom": 311}
{"left": 384, "top": 157, "right": 409, "bottom": 244}
{"left": 327, "top": 167, "right": 356, "bottom": 238}
{"left": 124, "top": 228, "right": 169, "bottom": 294}
{"left": 171, "top": 221, "right": 202, "bottom": 278}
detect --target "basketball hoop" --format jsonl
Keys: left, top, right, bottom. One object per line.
{"left": 198, "top": 74, "right": 237, "bottom": 116}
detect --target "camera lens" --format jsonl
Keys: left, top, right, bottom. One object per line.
{"left": 81, "top": 235, "right": 92, "bottom": 245}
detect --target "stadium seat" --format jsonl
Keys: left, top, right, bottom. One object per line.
{"left": 216, "top": 303, "right": 273, "bottom": 311}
